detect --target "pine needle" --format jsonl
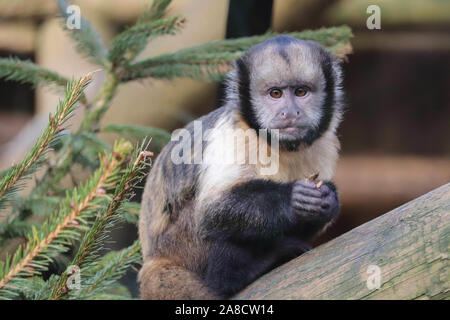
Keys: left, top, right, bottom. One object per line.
{"left": 102, "top": 123, "right": 171, "bottom": 150}
{"left": 121, "top": 25, "right": 353, "bottom": 82}
{"left": 0, "top": 140, "right": 133, "bottom": 298}
{"left": 49, "top": 142, "right": 151, "bottom": 300}
{"left": 0, "top": 57, "right": 70, "bottom": 92}
{"left": 57, "top": 0, "right": 108, "bottom": 66}
{"left": 138, "top": 0, "right": 172, "bottom": 23}
{"left": 73, "top": 241, "right": 141, "bottom": 300}
{"left": 108, "top": 16, "right": 186, "bottom": 66}
{"left": 0, "top": 73, "right": 92, "bottom": 213}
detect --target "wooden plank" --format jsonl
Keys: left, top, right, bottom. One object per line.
{"left": 234, "top": 183, "right": 450, "bottom": 300}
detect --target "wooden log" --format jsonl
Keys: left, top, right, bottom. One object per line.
{"left": 234, "top": 183, "right": 450, "bottom": 300}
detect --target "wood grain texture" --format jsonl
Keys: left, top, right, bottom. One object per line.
{"left": 234, "top": 183, "right": 450, "bottom": 300}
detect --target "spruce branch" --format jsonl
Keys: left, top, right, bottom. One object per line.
{"left": 0, "top": 168, "right": 11, "bottom": 180}
{"left": 3, "top": 7, "right": 156, "bottom": 221}
{"left": 108, "top": 16, "right": 186, "bottom": 67}
{"left": 0, "top": 140, "right": 133, "bottom": 298}
{"left": 102, "top": 123, "right": 171, "bottom": 150}
{"left": 0, "top": 73, "right": 92, "bottom": 213}
{"left": 121, "top": 25, "right": 353, "bottom": 82}
{"left": 77, "top": 72, "right": 119, "bottom": 132}
{"left": 24, "top": 274, "right": 59, "bottom": 300}
{"left": 49, "top": 144, "right": 151, "bottom": 299}
{"left": 80, "top": 131, "right": 112, "bottom": 152}
{"left": 138, "top": 0, "right": 172, "bottom": 23}
{"left": 3, "top": 70, "right": 118, "bottom": 230}
{"left": 119, "top": 202, "right": 141, "bottom": 225}
{"left": 119, "top": 0, "right": 173, "bottom": 64}
{"left": 0, "top": 57, "right": 72, "bottom": 93}
{"left": 57, "top": 0, "right": 108, "bottom": 66}
{"left": 0, "top": 220, "right": 38, "bottom": 248}
{"left": 73, "top": 240, "right": 141, "bottom": 300}
{"left": 122, "top": 62, "right": 231, "bottom": 82}
{"left": 15, "top": 72, "right": 117, "bottom": 210}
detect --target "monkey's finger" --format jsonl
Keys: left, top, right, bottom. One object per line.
{"left": 294, "top": 179, "right": 321, "bottom": 189}
{"left": 318, "top": 183, "right": 332, "bottom": 197}
{"left": 320, "top": 198, "right": 332, "bottom": 209}
{"left": 292, "top": 201, "right": 321, "bottom": 214}
{"left": 293, "top": 184, "right": 322, "bottom": 198}
{"left": 292, "top": 194, "right": 322, "bottom": 206}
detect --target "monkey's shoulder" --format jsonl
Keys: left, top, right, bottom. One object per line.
{"left": 146, "top": 106, "right": 234, "bottom": 210}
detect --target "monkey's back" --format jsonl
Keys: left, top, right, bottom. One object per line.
{"left": 139, "top": 107, "right": 230, "bottom": 275}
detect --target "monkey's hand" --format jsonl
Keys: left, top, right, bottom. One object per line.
{"left": 290, "top": 180, "right": 339, "bottom": 224}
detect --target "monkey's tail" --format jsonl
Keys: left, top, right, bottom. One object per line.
{"left": 139, "top": 257, "right": 217, "bottom": 300}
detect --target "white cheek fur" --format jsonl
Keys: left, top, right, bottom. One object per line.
{"left": 301, "top": 92, "right": 326, "bottom": 128}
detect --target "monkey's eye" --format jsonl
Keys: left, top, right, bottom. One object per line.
{"left": 295, "top": 87, "right": 308, "bottom": 97}
{"left": 294, "top": 87, "right": 308, "bottom": 97}
{"left": 269, "top": 88, "right": 282, "bottom": 99}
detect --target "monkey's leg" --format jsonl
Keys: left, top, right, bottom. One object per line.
{"left": 270, "top": 236, "right": 312, "bottom": 267}
{"left": 205, "top": 241, "right": 271, "bottom": 298}
{"left": 139, "top": 257, "right": 217, "bottom": 300}
{"left": 205, "top": 237, "right": 311, "bottom": 298}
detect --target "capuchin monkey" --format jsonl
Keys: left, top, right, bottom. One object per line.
{"left": 138, "top": 35, "right": 344, "bottom": 299}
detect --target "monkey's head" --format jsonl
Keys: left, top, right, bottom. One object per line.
{"left": 228, "top": 35, "right": 344, "bottom": 150}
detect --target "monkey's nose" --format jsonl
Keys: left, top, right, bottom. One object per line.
{"left": 280, "top": 109, "right": 301, "bottom": 120}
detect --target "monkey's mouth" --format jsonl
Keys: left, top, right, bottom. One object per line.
{"left": 276, "top": 125, "right": 309, "bottom": 142}
{"left": 278, "top": 125, "right": 306, "bottom": 135}
{"left": 280, "top": 127, "right": 298, "bottom": 133}
{"left": 270, "top": 124, "right": 308, "bottom": 141}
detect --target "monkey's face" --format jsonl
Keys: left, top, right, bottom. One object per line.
{"left": 236, "top": 36, "right": 341, "bottom": 148}
{"left": 254, "top": 80, "right": 323, "bottom": 144}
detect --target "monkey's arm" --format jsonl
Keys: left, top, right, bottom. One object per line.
{"left": 201, "top": 179, "right": 292, "bottom": 241}
{"left": 201, "top": 179, "right": 338, "bottom": 297}
{"left": 200, "top": 179, "right": 339, "bottom": 242}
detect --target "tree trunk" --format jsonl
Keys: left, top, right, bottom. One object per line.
{"left": 234, "top": 183, "right": 450, "bottom": 300}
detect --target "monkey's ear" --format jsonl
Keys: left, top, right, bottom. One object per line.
{"left": 331, "top": 53, "right": 348, "bottom": 75}
{"left": 330, "top": 54, "right": 344, "bottom": 73}
{"left": 234, "top": 57, "right": 251, "bottom": 88}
